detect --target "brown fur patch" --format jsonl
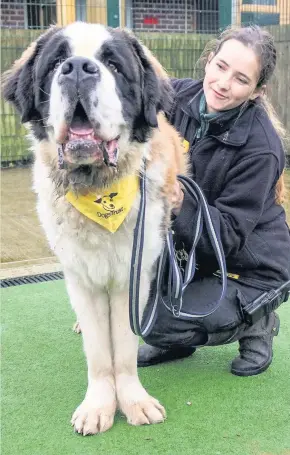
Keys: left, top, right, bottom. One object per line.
{"left": 141, "top": 43, "right": 188, "bottom": 204}
{"left": 149, "top": 113, "right": 188, "bottom": 204}
{"left": 141, "top": 45, "right": 168, "bottom": 80}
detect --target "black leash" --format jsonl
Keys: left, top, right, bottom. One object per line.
{"left": 129, "top": 166, "right": 228, "bottom": 338}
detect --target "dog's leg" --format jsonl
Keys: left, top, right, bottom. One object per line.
{"left": 65, "top": 273, "right": 116, "bottom": 434}
{"left": 110, "top": 278, "right": 166, "bottom": 426}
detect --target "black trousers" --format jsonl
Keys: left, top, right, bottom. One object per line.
{"left": 142, "top": 276, "right": 266, "bottom": 348}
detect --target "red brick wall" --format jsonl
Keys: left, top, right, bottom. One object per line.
{"left": 1, "top": 0, "right": 25, "bottom": 28}
{"left": 133, "top": 0, "right": 191, "bottom": 32}
{"left": 132, "top": 0, "right": 219, "bottom": 33}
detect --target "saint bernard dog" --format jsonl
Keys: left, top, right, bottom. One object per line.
{"left": 3, "top": 22, "right": 187, "bottom": 434}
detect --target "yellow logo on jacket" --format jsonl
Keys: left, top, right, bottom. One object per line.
{"left": 66, "top": 175, "right": 139, "bottom": 233}
{"left": 182, "top": 139, "right": 190, "bottom": 153}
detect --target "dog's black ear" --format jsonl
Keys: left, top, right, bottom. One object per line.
{"left": 2, "top": 26, "right": 59, "bottom": 123}
{"left": 130, "top": 37, "right": 173, "bottom": 128}
{"left": 2, "top": 41, "right": 40, "bottom": 123}
{"left": 94, "top": 197, "right": 102, "bottom": 204}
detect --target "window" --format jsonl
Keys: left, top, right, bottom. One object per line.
{"left": 241, "top": 12, "right": 280, "bottom": 25}
{"left": 26, "top": 0, "right": 57, "bottom": 29}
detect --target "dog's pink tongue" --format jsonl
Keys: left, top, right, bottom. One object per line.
{"left": 69, "top": 126, "right": 94, "bottom": 136}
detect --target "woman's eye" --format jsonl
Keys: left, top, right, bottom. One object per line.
{"left": 216, "top": 63, "right": 225, "bottom": 70}
{"left": 108, "top": 61, "right": 119, "bottom": 73}
{"left": 237, "top": 78, "right": 247, "bottom": 84}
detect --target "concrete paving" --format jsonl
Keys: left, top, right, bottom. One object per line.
{"left": 1, "top": 167, "right": 59, "bottom": 279}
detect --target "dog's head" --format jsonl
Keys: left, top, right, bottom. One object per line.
{"left": 2, "top": 22, "right": 172, "bottom": 189}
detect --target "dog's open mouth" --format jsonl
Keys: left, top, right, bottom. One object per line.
{"left": 60, "top": 103, "right": 119, "bottom": 168}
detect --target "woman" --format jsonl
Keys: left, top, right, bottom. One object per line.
{"left": 138, "top": 25, "right": 290, "bottom": 376}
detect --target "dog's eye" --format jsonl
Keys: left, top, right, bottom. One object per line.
{"left": 108, "top": 61, "right": 119, "bottom": 73}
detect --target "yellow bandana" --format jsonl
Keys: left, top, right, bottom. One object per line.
{"left": 66, "top": 175, "right": 139, "bottom": 233}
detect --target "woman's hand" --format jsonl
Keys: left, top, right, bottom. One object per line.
{"left": 172, "top": 181, "right": 184, "bottom": 216}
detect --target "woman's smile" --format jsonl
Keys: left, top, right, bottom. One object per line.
{"left": 211, "top": 88, "right": 228, "bottom": 100}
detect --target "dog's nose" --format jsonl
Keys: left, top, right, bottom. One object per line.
{"left": 61, "top": 57, "right": 100, "bottom": 81}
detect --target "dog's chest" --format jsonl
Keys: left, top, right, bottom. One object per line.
{"left": 37, "top": 185, "right": 165, "bottom": 289}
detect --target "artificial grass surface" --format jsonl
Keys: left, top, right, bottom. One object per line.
{"left": 1, "top": 280, "right": 290, "bottom": 455}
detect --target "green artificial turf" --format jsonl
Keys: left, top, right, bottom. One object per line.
{"left": 1, "top": 280, "right": 290, "bottom": 455}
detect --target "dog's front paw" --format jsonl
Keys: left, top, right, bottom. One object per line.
{"left": 71, "top": 399, "right": 116, "bottom": 435}
{"left": 117, "top": 378, "right": 166, "bottom": 426}
{"left": 122, "top": 395, "right": 166, "bottom": 426}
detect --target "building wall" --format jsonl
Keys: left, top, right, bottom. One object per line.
{"left": 132, "top": 0, "right": 193, "bottom": 33}
{"left": 1, "top": 0, "right": 25, "bottom": 28}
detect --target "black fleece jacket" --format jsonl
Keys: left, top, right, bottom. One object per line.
{"left": 170, "top": 79, "right": 290, "bottom": 289}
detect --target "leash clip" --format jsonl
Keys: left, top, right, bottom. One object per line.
{"left": 172, "top": 304, "right": 181, "bottom": 318}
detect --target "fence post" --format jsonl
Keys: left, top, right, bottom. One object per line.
{"left": 57, "top": 0, "right": 76, "bottom": 26}
{"left": 107, "top": 0, "right": 120, "bottom": 27}
{"left": 219, "top": 0, "right": 232, "bottom": 30}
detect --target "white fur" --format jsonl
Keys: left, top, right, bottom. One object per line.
{"left": 48, "top": 68, "right": 70, "bottom": 142}
{"left": 65, "top": 22, "right": 111, "bottom": 60}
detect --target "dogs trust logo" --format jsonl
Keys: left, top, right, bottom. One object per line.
{"left": 94, "top": 192, "right": 124, "bottom": 218}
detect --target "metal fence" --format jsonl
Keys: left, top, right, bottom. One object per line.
{"left": 1, "top": 0, "right": 290, "bottom": 165}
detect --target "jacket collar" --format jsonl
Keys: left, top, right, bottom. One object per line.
{"left": 175, "top": 79, "right": 257, "bottom": 147}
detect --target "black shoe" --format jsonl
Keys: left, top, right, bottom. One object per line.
{"left": 137, "top": 343, "right": 196, "bottom": 367}
{"left": 231, "top": 312, "right": 280, "bottom": 377}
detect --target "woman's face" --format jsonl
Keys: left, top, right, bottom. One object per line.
{"left": 203, "top": 39, "right": 262, "bottom": 113}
